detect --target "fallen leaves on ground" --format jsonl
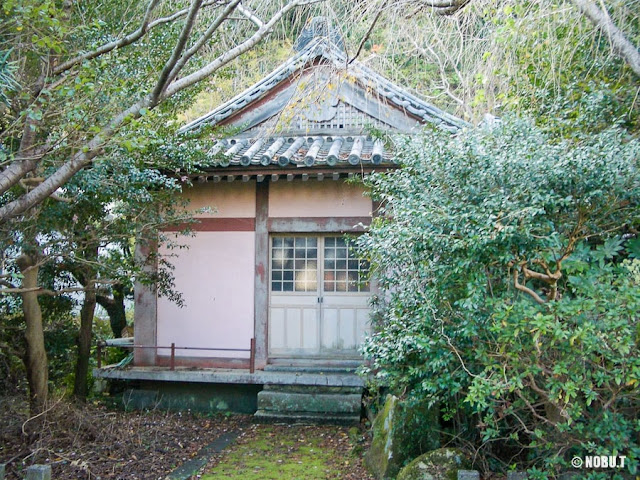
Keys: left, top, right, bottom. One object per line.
{"left": 0, "top": 395, "right": 251, "bottom": 479}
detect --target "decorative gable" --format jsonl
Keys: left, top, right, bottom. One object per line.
{"left": 180, "top": 27, "right": 466, "bottom": 171}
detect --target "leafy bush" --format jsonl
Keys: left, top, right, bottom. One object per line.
{"left": 358, "top": 116, "right": 640, "bottom": 477}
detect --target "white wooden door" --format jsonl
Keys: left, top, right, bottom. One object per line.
{"left": 269, "top": 235, "right": 370, "bottom": 358}
{"left": 320, "top": 237, "right": 370, "bottom": 353}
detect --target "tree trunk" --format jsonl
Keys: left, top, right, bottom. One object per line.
{"left": 16, "top": 254, "right": 48, "bottom": 416}
{"left": 73, "top": 242, "right": 99, "bottom": 401}
{"left": 96, "top": 284, "right": 128, "bottom": 338}
{"left": 73, "top": 285, "right": 96, "bottom": 400}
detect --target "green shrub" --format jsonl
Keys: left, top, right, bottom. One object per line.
{"left": 358, "top": 116, "right": 640, "bottom": 477}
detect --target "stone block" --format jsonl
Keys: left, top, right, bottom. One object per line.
{"left": 507, "top": 472, "right": 528, "bottom": 480}
{"left": 257, "top": 391, "right": 362, "bottom": 413}
{"left": 25, "top": 465, "right": 51, "bottom": 480}
{"left": 458, "top": 470, "right": 480, "bottom": 480}
{"left": 364, "top": 395, "right": 441, "bottom": 479}
{"left": 396, "top": 448, "right": 470, "bottom": 480}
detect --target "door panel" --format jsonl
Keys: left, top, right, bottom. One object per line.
{"left": 321, "top": 295, "right": 370, "bottom": 353}
{"left": 269, "top": 235, "right": 370, "bottom": 358}
{"left": 269, "top": 295, "right": 319, "bottom": 354}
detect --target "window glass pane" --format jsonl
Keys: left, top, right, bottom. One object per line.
{"left": 271, "top": 236, "right": 320, "bottom": 293}
{"left": 295, "top": 268, "right": 317, "bottom": 292}
{"left": 273, "top": 236, "right": 369, "bottom": 294}
{"left": 324, "top": 277, "right": 335, "bottom": 292}
{"left": 323, "top": 236, "right": 369, "bottom": 292}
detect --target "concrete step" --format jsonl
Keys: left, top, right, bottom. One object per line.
{"left": 254, "top": 410, "right": 361, "bottom": 426}
{"left": 263, "top": 365, "right": 358, "bottom": 374}
{"left": 258, "top": 391, "right": 362, "bottom": 414}
{"left": 263, "top": 384, "right": 362, "bottom": 394}
{"left": 265, "top": 358, "right": 362, "bottom": 370}
{"left": 255, "top": 385, "right": 363, "bottom": 425}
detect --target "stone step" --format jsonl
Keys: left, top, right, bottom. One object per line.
{"left": 263, "top": 384, "right": 362, "bottom": 394}
{"left": 258, "top": 390, "right": 362, "bottom": 414}
{"left": 255, "top": 384, "right": 363, "bottom": 425}
{"left": 263, "top": 364, "right": 358, "bottom": 374}
{"left": 254, "top": 410, "right": 361, "bottom": 426}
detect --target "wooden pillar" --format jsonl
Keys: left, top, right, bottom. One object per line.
{"left": 133, "top": 236, "right": 157, "bottom": 366}
{"left": 254, "top": 181, "right": 269, "bottom": 369}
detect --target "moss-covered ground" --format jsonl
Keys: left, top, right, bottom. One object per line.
{"left": 201, "top": 424, "right": 373, "bottom": 480}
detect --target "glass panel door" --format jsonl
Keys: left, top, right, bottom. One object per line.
{"left": 320, "top": 237, "right": 370, "bottom": 353}
{"left": 269, "top": 236, "right": 320, "bottom": 355}
{"left": 269, "top": 235, "right": 371, "bottom": 357}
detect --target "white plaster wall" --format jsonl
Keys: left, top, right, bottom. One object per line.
{"left": 184, "top": 181, "right": 256, "bottom": 218}
{"left": 157, "top": 232, "right": 255, "bottom": 358}
{"left": 269, "top": 180, "right": 371, "bottom": 218}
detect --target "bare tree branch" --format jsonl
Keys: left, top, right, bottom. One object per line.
{"left": 151, "top": 0, "right": 205, "bottom": 104}
{"left": 394, "top": 0, "right": 471, "bottom": 15}
{"left": 348, "top": 1, "right": 388, "bottom": 65}
{"left": 0, "top": 0, "right": 320, "bottom": 223}
{"left": 53, "top": 0, "right": 162, "bottom": 76}
{"left": 162, "top": 0, "right": 309, "bottom": 98}
{"left": 0, "top": 98, "right": 151, "bottom": 222}
{"left": 0, "top": 60, "right": 51, "bottom": 197}
{"left": 0, "top": 279, "right": 118, "bottom": 296}
{"left": 513, "top": 265, "right": 546, "bottom": 305}
{"left": 237, "top": 3, "right": 264, "bottom": 28}
{"left": 52, "top": 0, "right": 231, "bottom": 77}
{"left": 163, "top": 0, "right": 242, "bottom": 90}
{"left": 571, "top": 0, "right": 640, "bottom": 77}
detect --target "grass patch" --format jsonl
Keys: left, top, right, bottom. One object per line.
{"left": 202, "top": 425, "right": 350, "bottom": 480}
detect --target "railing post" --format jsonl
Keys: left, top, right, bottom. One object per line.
{"left": 170, "top": 343, "right": 175, "bottom": 371}
{"left": 97, "top": 342, "right": 102, "bottom": 369}
{"left": 250, "top": 337, "right": 256, "bottom": 374}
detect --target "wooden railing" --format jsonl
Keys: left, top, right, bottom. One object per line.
{"left": 97, "top": 338, "right": 256, "bottom": 373}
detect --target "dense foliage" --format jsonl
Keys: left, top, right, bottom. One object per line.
{"left": 358, "top": 116, "right": 640, "bottom": 477}
{"left": 0, "top": 0, "right": 309, "bottom": 408}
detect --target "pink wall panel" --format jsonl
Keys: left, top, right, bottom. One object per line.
{"left": 184, "top": 181, "right": 256, "bottom": 218}
{"left": 269, "top": 180, "right": 371, "bottom": 218}
{"left": 157, "top": 232, "right": 255, "bottom": 358}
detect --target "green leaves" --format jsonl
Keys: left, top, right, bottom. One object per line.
{"left": 358, "top": 114, "right": 640, "bottom": 476}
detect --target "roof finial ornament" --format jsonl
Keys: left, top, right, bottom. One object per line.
{"left": 293, "top": 16, "right": 345, "bottom": 52}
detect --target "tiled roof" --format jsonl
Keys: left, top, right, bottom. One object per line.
{"left": 209, "top": 134, "right": 391, "bottom": 167}
{"left": 180, "top": 37, "right": 468, "bottom": 134}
